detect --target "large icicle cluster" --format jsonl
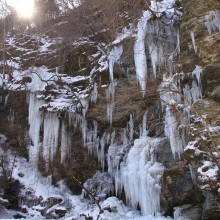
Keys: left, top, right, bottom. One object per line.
{"left": 134, "top": 0, "right": 179, "bottom": 94}
{"left": 106, "top": 112, "right": 166, "bottom": 216}
{"left": 160, "top": 65, "right": 203, "bottom": 158}
{"left": 107, "top": 134, "right": 165, "bottom": 216}
{"left": 106, "top": 45, "right": 123, "bottom": 126}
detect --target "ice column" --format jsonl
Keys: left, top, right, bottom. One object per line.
{"left": 134, "top": 11, "right": 151, "bottom": 94}
{"left": 42, "top": 112, "right": 60, "bottom": 165}
{"left": 28, "top": 93, "right": 44, "bottom": 164}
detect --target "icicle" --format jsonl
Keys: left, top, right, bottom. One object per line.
{"left": 192, "top": 65, "right": 202, "bottom": 89}
{"left": 134, "top": 11, "right": 151, "bottom": 95}
{"left": 60, "top": 121, "right": 69, "bottom": 164}
{"left": 129, "top": 114, "right": 134, "bottom": 141}
{"left": 164, "top": 106, "right": 184, "bottom": 159}
{"left": 183, "top": 84, "right": 193, "bottom": 104}
{"left": 106, "top": 82, "right": 117, "bottom": 126}
{"left": 91, "top": 82, "right": 98, "bottom": 104}
{"left": 141, "top": 111, "right": 148, "bottom": 137}
{"left": 81, "top": 97, "right": 89, "bottom": 117}
{"left": 182, "top": 66, "right": 202, "bottom": 104}
{"left": 99, "top": 133, "right": 107, "bottom": 171}
{"left": 159, "top": 75, "right": 181, "bottom": 110}
{"left": 189, "top": 164, "right": 196, "bottom": 183}
{"left": 107, "top": 103, "right": 114, "bottom": 126}
{"left": 108, "top": 45, "right": 123, "bottom": 82}
{"left": 177, "top": 30, "right": 180, "bottom": 55}
{"left": 190, "top": 31, "right": 197, "bottom": 53}
{"left": 121, "top": 129, "right": 129, "bottom": 146}
{"left": 191, "top": 80, "right": 202, "bottom": 102}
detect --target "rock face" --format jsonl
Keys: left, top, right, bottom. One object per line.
{"left": 0, "top": 0, "right": 220, "bottom": 219}
{"left": 179, "top": 0, "right": 220, "bottom": 97}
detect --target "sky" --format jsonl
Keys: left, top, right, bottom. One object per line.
{"left": 6, "top": 0, "right": 35, "bottom": 18}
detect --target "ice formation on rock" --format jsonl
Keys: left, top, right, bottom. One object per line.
{"left": 42, "top": 112, "right": 60, "bottom": 166}
{"left": 61, "top": 121, "right": 70, "bottom": 164}
{"left": 106, "top": 45, "right": 122, "bottom": 126}
{"left": 108, "top": 45, "right": 123, "bottom": 82}
{"left": 134, "top": 11, "right": 151, "bottom": 94}
{"left": 116, "top": 136, "right": 164, "bottom": 216}
{"left": 28, "top": 93, "right": 44, "bottom": 164}
{"left": 182, "top": 66, "right": 202, "bottom": 104}
{"left": 160, "top": 75, "right": 187, "bottom": 159}
{"left": 90, "top": 82, "right": 98, "bottom": 104}
{"left": 129, "top": 114, "right": 134, "bottom": 141}
{"left": 204, "top": 10, "right": 220, "bottom": 34}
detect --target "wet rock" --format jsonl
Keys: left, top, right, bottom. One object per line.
{"left": 161, "top": 166, "right": 203, "bottom": 215}
{"left": 55, "top": 207, "right": 67, "bottom": 218}
{"left": 13, "top": 213, "right": 26, "bottom": 219}
{"left": 174, "top": 204, "right": 202, "bottom": 220}
{"left": 211, "top": 86, "right": 220, "bottom": 101}
{"left": 3, "top": 180, "right": 22, "bottom": 210}
{"left": 0, "top": 197, "right": 9, "bottom": 207}
{"left": 202, "top": 193, "right": 220, "bottom": 220}
{"left": 0, "top": 204, "right": 13, "bottom": 219}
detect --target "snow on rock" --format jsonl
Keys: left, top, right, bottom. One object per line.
{"left": 197, "top": 161, "right": 219, "bottom": 191}
{"left": 27, "top": 66, "right": 57, "bottom": 92}
{"left": 112, "top": 27, "right": 134, "bottom": 45}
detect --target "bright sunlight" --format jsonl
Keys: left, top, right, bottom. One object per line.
{"left": 7, "top": 0, "right": 35, "bottom": 18}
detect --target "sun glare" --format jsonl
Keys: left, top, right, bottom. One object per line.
{"left": 7, "top": 0, "right": 35, "bottom": 18}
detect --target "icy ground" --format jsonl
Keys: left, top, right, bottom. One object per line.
{"left": 0, "top": 143, "right": 172, "bottom": 220}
